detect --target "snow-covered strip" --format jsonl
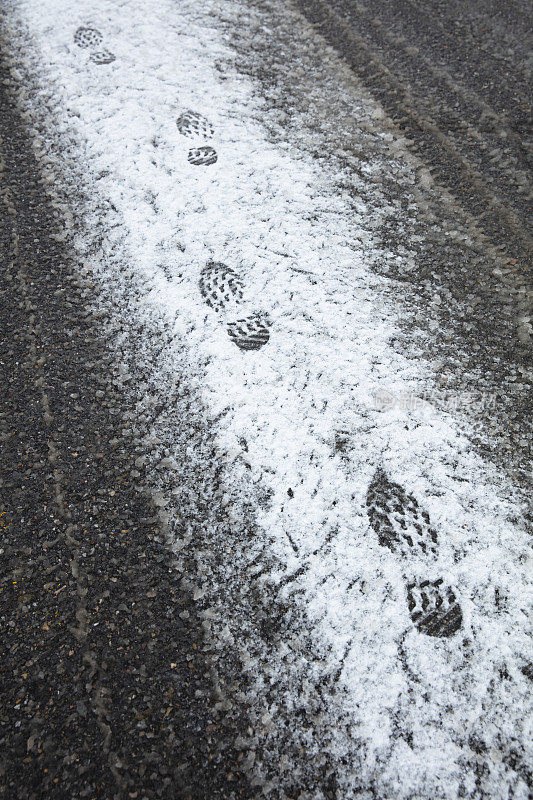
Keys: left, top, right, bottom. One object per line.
{"left": 4, "top": 0, "right": 531, "bottom": 797}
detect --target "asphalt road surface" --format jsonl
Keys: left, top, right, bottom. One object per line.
{"left": 1, "top": 1, "right": 531, "bottom": 799}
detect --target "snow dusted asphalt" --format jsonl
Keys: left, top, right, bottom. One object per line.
{"left": 2, "top": 0, "right": 531, "bottom": 797}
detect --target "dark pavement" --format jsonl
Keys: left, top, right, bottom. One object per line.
{"left": 0, "top": 58, "right": 252, "bottom": 800}
{"left": 294, "top": 0, "right": 532, "bottom": 267}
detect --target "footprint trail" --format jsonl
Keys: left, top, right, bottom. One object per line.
{"left": 177, "top": 109, "right": 217, "bottom": 167}
{"left": 7, "top": 2, "right": 530, "bottom": 798}
{"left": 74, "top": 24, "right": 116, "bottom": 64}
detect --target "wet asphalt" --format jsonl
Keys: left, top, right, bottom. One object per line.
{"left": 294, "top": 0, "right": 532, "bottom": 266}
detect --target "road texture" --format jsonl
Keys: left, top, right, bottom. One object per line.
{"left": 228, "top": 0, "right": 531, "bottom": 479}
{"left": 0, "top": 57, "right": 254, "bottom": 800}
{"left": 1, "top": 1, "right": 531, "bottom": 799}
{"left": 294, "top": 0, "right": 532, "bottom": 266}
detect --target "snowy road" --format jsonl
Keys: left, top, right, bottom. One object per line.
{"left": 1, "top": 0, "right": 531, "bottom": 797}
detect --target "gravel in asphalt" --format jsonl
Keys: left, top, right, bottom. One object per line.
{"left": 0, "top": 58, "right": 253, "bottom": 800}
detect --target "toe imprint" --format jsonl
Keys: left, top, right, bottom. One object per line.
{"left": 366, "top": 468, "right": 438, "bottom": 558}
{"left": 177, "top": 111, "right": 214, "bottom": 140}
{"left": 199, "top": 262, "right": 244, "bottom": 312}
{"left": 188, "top": 146, "right": 218, "bottom": 166}
{"left": 90, "top": 49, "right": 116, "bottom": 65}
{"left": 227, "top": 312, "right": 271, "bottom": 351}
{"left": 407, "top": 579, "right": 463, "bottom": 637}
{"left": 74, "top": 26, "right": 103, "bottom": 49}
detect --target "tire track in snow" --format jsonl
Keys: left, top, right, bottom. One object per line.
{"left": 225, "top": 0, "right": 531, "bottom": 479}
{"left": 293, "top": 0, "right": 532, "bottom": 266}
{"left": 307, "top": 0, "right": 532, "bottom": 226}
{"left": 3, "top": 0, "right": 531, "bottom": 798}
